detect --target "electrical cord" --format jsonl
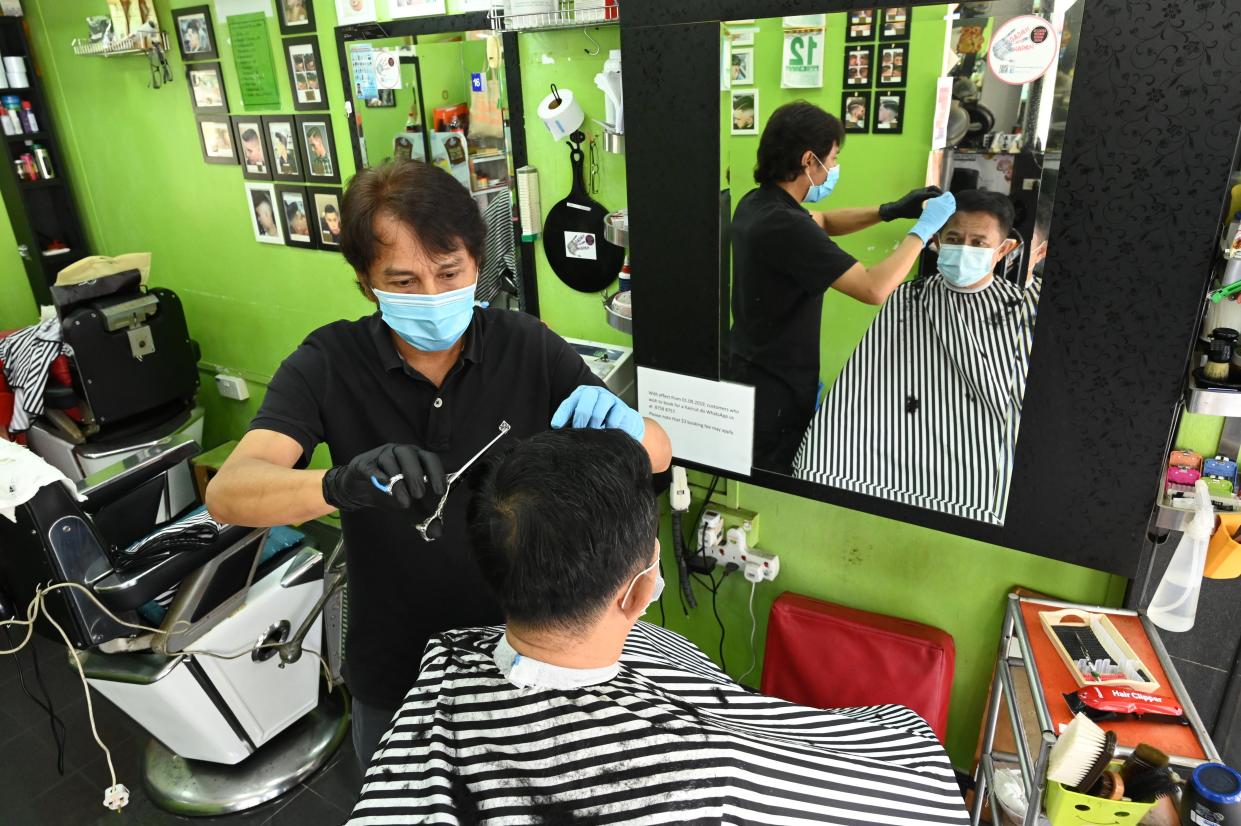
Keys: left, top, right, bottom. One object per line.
{"left": 686, "top": 475, "right": 721, "bottom": 560}
{"left": 670, "top": 511, "right": 696, "bottom": 612}
{"left": 738, "top": 580, "right": 759, "bottom": 683}
{"left": 2, "top": 626, "right": 67, "bottom": 775}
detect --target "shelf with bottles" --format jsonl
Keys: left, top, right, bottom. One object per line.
{"left": 488, "top": 1, "right": 618, "bottom": 32}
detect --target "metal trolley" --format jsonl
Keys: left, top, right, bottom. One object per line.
{"left": 971, "top": 595, "right": 1221, "bottom": 826}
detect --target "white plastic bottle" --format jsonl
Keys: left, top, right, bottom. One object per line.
{"left": 1148, "top": 480, "right": 1213, "bottom": 632}
{"left": 594, "top": 49, "right": 623, "bottom": 132}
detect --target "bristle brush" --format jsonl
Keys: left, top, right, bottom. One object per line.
{"left": 1047, "top": 713, "right": 1118, "bottom": 793}
{"left": 1120, "top": 743, "right": 1169, "bottom": 782}
{"left": 1125, "top": 766, "right": 1180, "bottom": 803}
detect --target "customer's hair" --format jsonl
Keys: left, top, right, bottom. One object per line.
{"left": 340, "top": 160, "right": 486, "bottom": 291}
{"left": 754, "top": 101, "right": 845, "bottom": 185}
{"left": 468, "top": 429, "right": 658, "bottom": 631}
{"left": 952, "top": 188, "right": 1016, "bottom": 238}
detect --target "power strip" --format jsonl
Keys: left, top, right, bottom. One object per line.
{"left": 700, "top": 525, "right": 779, "bottom": 583}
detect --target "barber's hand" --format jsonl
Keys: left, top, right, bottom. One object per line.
{"left": 551, "top": 385, "right": 646, "bottom": 442}
{"left": 322, "top": 443, "right": 446, "bottom": 512}
{"left": 908, "top": 191, "right": 957, "bottom": 244}
{"left": 879, "top": 186, "right": 944, "bottom": 222}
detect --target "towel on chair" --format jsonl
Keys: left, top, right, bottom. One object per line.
{"left": 0, "top": 438, "right": 83, "bottom": 522}
{"left": 0, "top": 317, "right": 72, "bottom": 434}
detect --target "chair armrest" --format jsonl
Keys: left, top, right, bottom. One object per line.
{"left": 77, "top": 435, "right": 200, "bottom": 510}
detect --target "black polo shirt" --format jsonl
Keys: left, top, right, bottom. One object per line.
{"left": 728, "top": 184, "right": 858, "bottom": 471}
{"left": 250, "top": 308, "right": 603, "bottom": 708}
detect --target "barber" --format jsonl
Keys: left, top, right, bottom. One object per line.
{"left": 205, "top": 160, "right": 671, "bottom": 772}
{"left": 729, "top": 100, "right": 956, "bottom": 474}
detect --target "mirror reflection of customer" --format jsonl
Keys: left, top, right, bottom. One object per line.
{"left": 728, "top": 100, "right": 956, "bottom": 474}
{"left": 794, "top": 190, "right": 1038, "bottom": 525}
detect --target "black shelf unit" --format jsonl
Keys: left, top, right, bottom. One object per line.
{"left": 0, "top": 16, "right": 89, "bottom": 309}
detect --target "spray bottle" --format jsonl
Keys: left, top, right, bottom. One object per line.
{"left": 1149, "top": 479, "right": 1214, "bottom": 632}
{"left": 594, "top": 49, "right": 623, "bottom": 134}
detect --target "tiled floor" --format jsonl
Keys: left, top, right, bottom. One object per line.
{"left": 0, "top": 632, "right": 361, "bottom": 825}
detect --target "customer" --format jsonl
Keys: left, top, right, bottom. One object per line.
{"left": 348, "top": 429, "right": 969, "bottom": 825}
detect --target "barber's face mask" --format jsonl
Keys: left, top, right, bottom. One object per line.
{"left": 621, "top": 557, "right": 665, "bottom": 615}
{"left": 803, "top": 157, "right": 839, "bottom": 204}
{"left": 373, "top": 282, "right": 477, "bottom": 352}
{"left": 937, "top": 244, "right": 996, "bottom": 288}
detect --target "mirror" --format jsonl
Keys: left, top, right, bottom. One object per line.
{"left": 344, "top": 28, "right": 521, "bottom": 310}
{"left": 721, "top": 1, "right": 1083, "bottom": 525}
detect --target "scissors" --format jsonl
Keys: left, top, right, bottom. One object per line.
{"left": 370, "top": 421, "right": 511, "bottom": 541}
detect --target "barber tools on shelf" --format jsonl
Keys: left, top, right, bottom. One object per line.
{"left": 1039, "top": 608, "right": 1161, "bottom": 692}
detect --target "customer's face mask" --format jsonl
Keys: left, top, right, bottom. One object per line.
{"left": 936, "top": 244, "right": 996, "bottom": 288}
{"left": 621, "top": 554, "right": 665, "bottom": 615}
{"left": 373, "top": 281, "right": 477, "bottom": 351}
{"left": 803, "top": 156, "right": 839, "bottom": 203}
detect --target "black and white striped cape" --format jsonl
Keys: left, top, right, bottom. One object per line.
{"left": 348, "top": 621, "right": 969, "bottom": 825}
{"left": 794, "top": 275, "right": 1041, "bottom": 525}
{"left": 0, "top": 316, "right": 71, "bottom": 433}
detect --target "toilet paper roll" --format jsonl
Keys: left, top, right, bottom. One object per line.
{"left": 537, "top": 87, "right": 585, "bottom": 142}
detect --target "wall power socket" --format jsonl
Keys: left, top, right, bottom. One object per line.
{"left": 215, "top": 373, "right": 249, "bottom": 401}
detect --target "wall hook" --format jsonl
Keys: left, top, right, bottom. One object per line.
{"left": 583, "top": 29, "right": 600, "bottom": 56}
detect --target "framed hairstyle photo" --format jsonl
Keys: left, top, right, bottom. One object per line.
{"left": 284, "top": 37, "right": 327, "bottom": 112}
{"left": 196, "top": 114, "right": 238, "bottom": 165}
{"left": 297, "top": 115, "right": 341, "bottom": 184}
{"left": 186, "top": 62, "right": 228, "bottom": 114}
{"left": 874, "top": 91, "right": 905, "bottom": 134}
{"left": 277, "top": 0, "right": 316, "bottom": 35}
{"left": 308, "top": 186, "right": 343, "bottom": 250}
{"left": 844, "top": 45, "right": 872, "bottom": 87}
{"left": 730, "top": 47, "right": 754, "bottom": 86}
{"left": 845, "top": 8, "right": 876, "bottom": 43}
{"left": 730, "top": 89, "right": 758, "bottom": 135}
{"left": 264, "top": 116, "right": 304, "bottom": 182}
{"left": 842, "top": 91, "right": 870, "bottom": 133}
{"left": 173, "top": 5, "right": 218, "bottom": 62}
{"left": 245, "top": 182, "right": 285, "bottom": 245}
{"left": 232, "top": 116, "right": 272, "bottom": 180}
{"left": 276, "top": 185, "right": 317, "bottom": 249}
{"left": 881, "top": 6, "right": 912, "bottom": 40}
{"left": 878, "top": 43, "right": 909, "bottom": 86}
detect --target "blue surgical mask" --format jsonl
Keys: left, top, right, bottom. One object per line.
{"left": 803, "top": 158, "right": 839, "bottom": 203}
{"left": 373, "top": 282, "right": 477, "bottom": 351}
{"left": 937, "top": 243, "right": 996, "bottom": 288}
{"left": 621, "top": 557, "right": 665, "bottom": 615}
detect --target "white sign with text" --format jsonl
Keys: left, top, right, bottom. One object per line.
{"left": 638, "top": 367, "right": 755, "bottom": 475}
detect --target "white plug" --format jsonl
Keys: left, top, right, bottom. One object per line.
{"left": 103, "top": 784, "right": 130, "bottom": 811}
{"left": 699, "top": 510, "right": 724, "bottom": 551}
{"left": 670, "top": 466, "right": 690, "bottom": 513}
{"left": 743, "top": 561, "right": 764, "bottom": 583}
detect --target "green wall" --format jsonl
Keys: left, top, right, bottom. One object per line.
{"left": 7, "top": 1, "right": 1125, "bottom": 771}
{"left": 0, "top": 207, "right": 36, "bottom": 329}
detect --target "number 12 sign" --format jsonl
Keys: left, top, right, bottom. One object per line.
{"left": 782, "top": 29, "right": 824, "bottom": 89}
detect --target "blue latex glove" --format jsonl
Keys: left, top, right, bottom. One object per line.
{"left": 551, "top": 385, "right": 646, "bottom": 442}
{"left": 908, "top": 191, "right": 957, "bottom": 244}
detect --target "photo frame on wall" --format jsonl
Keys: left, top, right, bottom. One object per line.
{"left": 245, "top": 182, "right": 285, "bottom": 245}
{"left": 845, "top": 8, "right": 876, "bottom": 42}
{"left": 842, "top": 91, "right": 870, "bottom": 133}
{"left": 283, "top": 37, "right": 326, "bottom": 112}
{"left": 172, "top": 5, "right": 218, "bottom": 62}
{"left": 881, "top": 6, "right": 912, "bottom": 40}
{"left": 844, "top": 45, "right": 872, "bottom": 87}
{"left": 264, "top": 115, "right": 304, "bottom": 182}
{"left": 878, "top": 43, "right": 909, "bottom": 86}
{"left": 874, "top": 91, "right": 905, "bottom": 134}
{"left": 277, "top": 0, "right": 316, "bottom": 35}
{"left": 730, "top": 47, "right": 754, "bottom": 86}
{"left": 196, "top": 114, "right": 238, "bottom": 165}
{"left": 297, "top": 115, "right": 341, "bottom": 184}
{"left": 186, "top": 62, "right": 228, "bottom": 113}
{"left": 730, "top": 89, "right": 758, "bottom": 135}
{"left": 308, "top": 186, "right": 342, "bottom": 250}
{"left": 232, "top": 116, "right": 272, "bottom": 180}
{"left": 276, "top": 185, "right": 317, "bottom": 249}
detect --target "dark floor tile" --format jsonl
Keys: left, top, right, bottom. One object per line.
{"left": 2, "top": 770, "right": 108, "bottom": 825}
{"left": 269, "top": 786, "right": 349, "bottom": 826}
{"left": 57, "top": 686, "right": 141, "bottom": 775}
{"left": 0, "top": 725, "right": 74, "bottom": 808}
{"left": 78, "top": 785, "right": 301, "bottom": 826}
{"left": 305, "top": 738, "right": 361, "bottom": 814}
{"left": 0, "top": 641, "right": 83, "bottom": 745}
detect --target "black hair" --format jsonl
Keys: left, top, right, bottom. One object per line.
{"left": 340, "top": 160, "right": 485, "bottom": 294}
{"left": 241, "top": 128, "right": 259, "bottom": 143}
{"left": 284, "top": 199, "right": 303, "bottom": 222}
{"left": 754, "top": 100, "right": 845, "bottom": 186}
{"left": 323, "top": 204, "right": 338, "bottom": 216}
{"left": 467, "top": 429, "right": 659, "bottom": 631}
{"left": 880, "top": 100, "right": 900, "bottom": 114}
{"left": 952, "top": 188, "right": 1016, "bottom": 238}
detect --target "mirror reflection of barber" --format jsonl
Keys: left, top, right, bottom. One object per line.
{"left": 728, "top": 101, "right": 956, "bottom": 474}
{"left": 205, "top": 161, "right": 671, "bottom": 774}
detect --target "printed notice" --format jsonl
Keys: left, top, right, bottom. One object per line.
{"left": 638, "top": 367, "right": 755, "bottom": 475}
{"left": 228, "top": 13, "right": 280, "bottom": 108}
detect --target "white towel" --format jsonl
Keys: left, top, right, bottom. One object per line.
{"left": 0, "top": 438, "right": 82, "bottom": 522}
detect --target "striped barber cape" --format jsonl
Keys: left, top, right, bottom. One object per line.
{"left": 794, "top": 275, "right": 1041, "bottom": 525}
{"left": 348, "top": 621, "right": 969, "bottom": 825}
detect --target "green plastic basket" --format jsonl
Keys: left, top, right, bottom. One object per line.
{"left": 1044, "top": 770, "right": 1156, "bottom": 826}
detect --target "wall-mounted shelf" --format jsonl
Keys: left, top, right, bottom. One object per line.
{"left": 71, "top": 30, "right": 168, "bottom": 58}
{"left": 18, "top": 178, "right": 62, "bottom": 190}
{"left": 1185, "top": 373, "right": 1241, "bottom": 416}
{"left": 488, "top": 3, "right": 617, "bottom": 33}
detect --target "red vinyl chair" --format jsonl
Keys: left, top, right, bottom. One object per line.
{"left": 760, "top": 593, "right": 956, "bottom": 743}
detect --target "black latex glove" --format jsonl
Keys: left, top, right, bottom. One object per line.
{"left": 322, "top": 443, "right": 446, "bottom": 512}
{"left": 879, "top": 186, "right": 945, "bottom": 222}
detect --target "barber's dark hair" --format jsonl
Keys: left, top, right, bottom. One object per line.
{"left": 468, "top": 429, "right": 659, "bottom": 631}
{"left": 754, "top": 100, "right": 845, "bottom": 186}
{"left": 953, "top": 188, "right": 1016, "bottom": 238}
{"left": 340, "top": 160, "right": 486, "bottom": 294}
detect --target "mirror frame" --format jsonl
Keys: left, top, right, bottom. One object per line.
{"left": 621, "top": 0, "right": 1241, "bottom": 575}
{"left": 333, "top": 13, "right": 540, "bottom": 315}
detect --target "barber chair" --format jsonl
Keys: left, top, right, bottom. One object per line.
{"left": 0, "top": 436, "right": 349, "bottom": 816}
{"left": 761, "top": 593, "right": 955, "bottom": 743}
{"left": 3, "top": 268, "right": 205, "bottom": 496}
